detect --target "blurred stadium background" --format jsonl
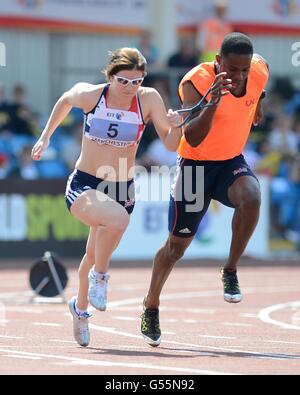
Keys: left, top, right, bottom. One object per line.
{"left": 1, "top": 0, "right": 300, "bottom": 264}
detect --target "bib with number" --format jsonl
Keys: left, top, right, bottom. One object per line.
{"left": 84, "top": 85, "right": 145, "bottom": 148}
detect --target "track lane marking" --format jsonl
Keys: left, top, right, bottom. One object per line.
{"left": 259, "top": 301, "right": 300, "bottom": 330}
{"left": 90, "top": 324, "right": 300, "bottom": 361}
{"left": 0, "top": 348, "right": 237, "bottom": 375}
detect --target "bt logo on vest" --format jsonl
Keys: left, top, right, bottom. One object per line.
{"left": 107, "top": 113, "right": 116, "bottom": 119}
{"left": 107, "top": 112, "right": 124, "bottom": 120}
{"left": 116, "top": 112, "right": 125, "bottom": 120}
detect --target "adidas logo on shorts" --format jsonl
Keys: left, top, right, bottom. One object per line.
{"left": 179, "top": 228, "right": 192, "bottom": 234}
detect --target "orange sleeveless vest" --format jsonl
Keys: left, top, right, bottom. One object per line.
{"left": 178, "top": 57, "right": 269, "bottom": 161}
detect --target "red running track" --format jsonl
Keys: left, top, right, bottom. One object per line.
{"left": 0, "top": 262, "right": 300, "bottom": 375}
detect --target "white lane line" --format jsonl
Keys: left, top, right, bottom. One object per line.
{"left": 151, "top": 307, "right": 216, "bottom": 314}
{"left": 0, "top": 335, "right": 24, "bottom": 339}
{"left": 110, "top": 345, "right": 150, "bottom": 350}
{"left": 240, "top": 314, "right": 258, "bottom": 318}
{"left": 90, "top": 324, "right": 139, "bottom": 340}
{"left": 108, "top": 307, "right": 216, "bottom": 313}
{"left": 4, "top": 307, "right": 44, "bottom": 314}
{"left": 106, "top": 291, "right": 222, "bottom": 310}
{"left": 113, "top": 316, "right": 139, "bottom": 321}
{"left": 0, "top": 348, "right": 237, "bottom": 375}
{"left": 0, "top": 346, "right": 15, "bottom": 348}
{"left": 95, "top": 321, "right": 176, "bottom": 336}
{"left": 113, "top": 317, "right": 177, "bottom": 332}
{"left": 103, "top": 286, "right": 300, "bottom": 312}
{"left": 108, "top": 307, "right": 140, "bottom": 312}
{"left": 222, "top": 323, "right": 253, "bottom": 327}
{"left": 2, "top": 355, "right": 42, "bottom": 360}
{"left": 0, "top": 291, "right": 32, "bottom": 298}
{"left": 184, "top": 320, "right": 198, "bottom": 324}
{"left": 264, "top": 340, "right": 300, "bottom": 345}
{"left": 291, "top": 311, "right": 300, "bottom": 326}
{"left": 49, "top": 340, "right": 77, "bottom": 344}
{"left": 259, "top": 301, "right": 300, "bottom": 330}
{"left": 200, "top": 335, "right": 236, "bottom": 340}
{"left": 90, "top": 324, "right": 300, "bottom": 361}
{"left": 187, "top": 308, "right": 216, "bottom": 314}
{"left": 33, "top": 323, "right": 62, "bottom": 327}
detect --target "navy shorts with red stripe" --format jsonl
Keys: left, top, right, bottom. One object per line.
{"left": 169, "top": 154, "right": 258, "bottom": 238}
{"left": 65, "top": 169, "right": 135, "bottom": 215}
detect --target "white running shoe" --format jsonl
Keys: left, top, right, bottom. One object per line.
{"left": 88, "top": 270, "right": 110, "bottom": 311}
{"left": 68, "top": 297, "right": 92, "bottom": 347}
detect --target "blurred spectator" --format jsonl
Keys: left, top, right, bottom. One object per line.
{"left": 167, "top": 37, "right": 198, "bottom": 91}
{"left": 8, "top": 84, "right": 36, "bottom": 136}
{"left": 0, "top": 153, "right": 9, "bottom": 179}
{"left": 271, "top": 76, "right": 295, "bottom": 101}
{"left": 17, "top": 144, "right": 39, "bottom": 180}
{"left": 196, "top": 0, "right": 233, "bottom": 63}
{"left": 0, "top": 85, "right": 11, "bottom": 134}
{"left": 0, "top": 85, "right": 5, "bottom": 104}
{"left": 30, "top": 112, "right": 42, "bottom": 137}
{"left": 257, "top": 94, "right": 284, "bottom": 134}
{"left": 294, "top": 118, "right": 300, "bottom": 151}
{"left": 290, "top": 154, "right": 300, "bottom": 244}
{"left": 271, "top": 154, "right": 300, "bottom": 239}
{"left": 268, "top": 114, "right": 299, "bottom": 154}
{"left": 285, "top": 91, "right": 300, "bottom": 117}
{"left": 137, "top": 29, "right": 159, "bottom": 66}
{"left": 243, "top": 141, "right": 262, "bottom": 170}
{"left": 60, "top": 122, "right": 83, "bottom": 171}
{"left": 150, "top": 77, "right": 171, "bottom": 109}
{"left": 254, "top": 139, "right": 282, "bottom": 177}
{"left": 36, "top": 145, "right": 68, "bottom": 179}
{"left": 167, "top": 37, "right": 198, "bottom": 69}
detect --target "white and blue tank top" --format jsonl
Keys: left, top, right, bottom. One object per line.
{"left": 84, "top": 85, "right": 146, "bottom": 148}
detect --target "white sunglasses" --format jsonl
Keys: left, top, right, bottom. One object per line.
{"left": 114, "top": 75, "right": 144, "bottom": 87}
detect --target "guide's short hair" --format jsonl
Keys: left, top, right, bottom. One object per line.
{"left": 220, "top": 33, "right": 254, "bottom": 57}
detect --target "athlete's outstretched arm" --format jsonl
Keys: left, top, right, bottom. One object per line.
{"left": 31, "top": 83, "right": 93, "bottom": 161}
{"left": 147, "top": 88, "right": 182, "bottom": 152}
{"left": 183, "top": 73, "right": 232, "bottom": 148}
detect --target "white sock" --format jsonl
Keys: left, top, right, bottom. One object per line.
{"left": 92, "top": 269, "right": 109, "bottom": 280}
{"left": 75, "top": 301, "right": 87, "bottom": 316}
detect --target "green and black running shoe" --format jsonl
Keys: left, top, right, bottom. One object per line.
{"left": 141, "top": 299, "right": 161, "bottom": 347}
{"left": 221, "top": 268, "right": 243, "bottom": 304}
